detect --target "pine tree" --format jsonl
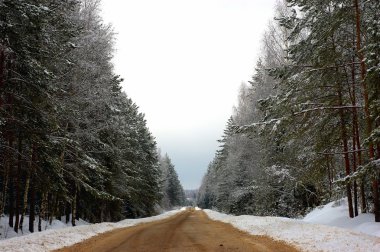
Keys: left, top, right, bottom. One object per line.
{"left": 159, "top": 154, "right": 185, "bottom": 209}
{"left": 0, "top": 0, "right": 165, "bottom": 232}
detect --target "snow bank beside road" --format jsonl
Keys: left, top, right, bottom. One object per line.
{"left": 204, "top": 209, "right": 380, "bottom": 252}
{"left": 0, "top": 216, "right": 89, "bottom": 240}
{"left": 304, "top": 198, "right": 380, "bottom": 237}
{"left": 0, "top": 209, "right": 183, "bottom": 252}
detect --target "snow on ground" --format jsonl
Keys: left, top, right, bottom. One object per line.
{"left": 304, "top": 198, "right": 380, "bottom": 237}
{"left": 0, "top": 209, "right": 183, "bottom": 252}
{"left": 2, "top": 203, "right": 378, "bottom": 251}
{"left": 0, "top": 215, "right": 88, "bottom": 240}
{"left": 204, "top": 209, "right": 380, "bottom": 252}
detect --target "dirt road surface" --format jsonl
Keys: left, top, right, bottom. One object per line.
{"left": 56, "top": 209, "right": 300, "bottom": 252}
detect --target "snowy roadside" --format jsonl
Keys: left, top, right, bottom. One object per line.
{"left": 303, "top": 198, "right": 380, "bottom": 237}
{"left": 0, "top": 208, "right": 185, "bottom": 252}
{"left": 204, "top": 209, "right": 380, "bottom": 252}
{"left": 0, "top": 216, "right": 89, "bottom": 240}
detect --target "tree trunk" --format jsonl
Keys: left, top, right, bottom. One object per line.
{"left": 14, "top": 137, "right": 22, "bottom": 233}
{"left": 19, "top": 174, "right": 30, "bottom": 232}
{"left": 351, "top": 60, "right": 367, "bottom": 213}
{"left": 326, "top": 154, "right": 333, "bottom": 195}
{"left": 352, "top": 129, "right": 359, "bottom": 217}
{"left": 337, "top": 82, "right": 354, "bottom": 218}
{"left": 50, "top": 195, "right": 56, "bottom": 224}
{"left": 71, "top": 187, "right": 77, "bottom": 227}
{"left": 56, "top": 197, "right": 62, "bottom": 221}
{"left": 8, "top": 178, "right": 14, "bottom": 228}
{"left": 38, "top": 192, "right": 48, "bottom": 232}
{"left": 29, "top": 145, "right": 37, "bottom": 233}
{"left": 0, "top": 48, "right": 4, "bottom": 219}
{"left": 349, "top": 57, "right": 359, "bottom": 216}
{"left": 64, "top": 201, "right": 69, "bottom": 224}
{"left": 0, "top": 46, "right": 4, "bottom": 108}
{"left": 49, "top": 194, "right": 60, "bottom": 225}
{"left": 0, "top": 155, "right": 9, "bottom": 217}
{"left": 29, "top": 175, "right": 35, "bottom": 233}
{"left": 353, "top": 0, "right": 380, "bottom": 221}
{"left": 48, "top": 193, "right": 52, "bottom": 225}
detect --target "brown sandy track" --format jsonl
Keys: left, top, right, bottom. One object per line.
{"left": 55, "top": 209, "right": 300, "bottom": 252}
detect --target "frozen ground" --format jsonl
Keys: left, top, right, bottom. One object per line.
{"left": 0, "top": 209, "right": 183, "bottom": 252}
{"left": 204, "top": 199, "right": 380, "bottom": 252}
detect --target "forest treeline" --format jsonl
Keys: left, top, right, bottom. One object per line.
{"left": 197, "top": 0, "right": 380, "bottom": 222}
{"left": 0, "top": 0, "right": 184, "bottom": 235}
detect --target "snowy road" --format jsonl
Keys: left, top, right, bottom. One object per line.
{"left": 55, "top": 209, "right": 299, "bottom": 252}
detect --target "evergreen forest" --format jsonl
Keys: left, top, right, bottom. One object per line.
{"left": 197, "top": 0, "right": 380, "bottom": 222}
{"left": 2, "top": 0, "right": 380, "bottom": 240}
{"left": 0, "top": 0, "right": 185, "bottom": 235}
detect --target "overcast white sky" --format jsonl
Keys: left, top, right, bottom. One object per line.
{"left": 100, "top": 0, "right": 277, "bottom": 189}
